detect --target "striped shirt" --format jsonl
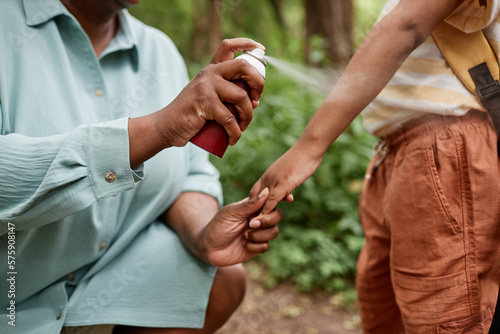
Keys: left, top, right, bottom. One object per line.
{"left": 362, "top": 0, "right": 500, "bottom": 136}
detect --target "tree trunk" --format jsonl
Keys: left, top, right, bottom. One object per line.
{"left": 209, "top": 0, "right": 222, "bottom": 56}
{"left": 188, "top": 0, "right": 222, "bottom": 62}
{"left": 268, "top": 0, "right": 289, "bottom": 55}
{"left": 305, "top": 0, "right": 353, "bottom": 67}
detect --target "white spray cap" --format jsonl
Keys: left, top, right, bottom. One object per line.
{"left": 248, "top": 48, "right": 265, "bottom": 60}
{"left": 236, "top": 48, "right": 266, "bottom": 78}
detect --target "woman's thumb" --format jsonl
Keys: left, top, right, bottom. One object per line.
{"left": 238, "top": 187, "right": 269, "bottom": 216}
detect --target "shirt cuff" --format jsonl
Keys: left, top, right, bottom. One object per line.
{"left": 86, "top": 117, "right": 140, "bottom": 200}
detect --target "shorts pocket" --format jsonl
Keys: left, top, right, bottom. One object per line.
{"left": 425, "top": 134, "right": 466, "bottom": 238}
{"left": 436, "top": 307, "right": 493, "bottom": 334}
{"left": 393, "top": 270, "right": 471, "bottom": 326}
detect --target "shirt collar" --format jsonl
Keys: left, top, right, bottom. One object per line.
{"left": 22, "top": 0, "right": 139, "bottom": 69}
{"left": 100, "top": 10, "right": 139, "bottom": 69}
{"left": 22, "top": 0, "right": 67, "bottom": 26}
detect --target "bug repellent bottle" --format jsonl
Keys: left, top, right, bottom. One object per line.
{"left": 190, "top": 48, "right": 266, "bottom": 158}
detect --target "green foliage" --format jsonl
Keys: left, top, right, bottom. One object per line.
{"left": 354, "top": 0, "right": 386, "bottom": 46}
{"left": 129, "top": 0, "right": 305, "bottom": 62}
{"left": 129, "top": 1, "right": 194, "bottom": 54}
{"left": 130, "top": 0, "right": 386, "bottom": 62}
{"left": 208, "top": 64, "right": 377, "bottom": 292}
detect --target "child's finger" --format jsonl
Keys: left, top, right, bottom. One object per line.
{"left": 249, "top": 179, "right": 263, "bottom": 199}
{"left": 260, "top": 195, "right": 281, "bottom": 215}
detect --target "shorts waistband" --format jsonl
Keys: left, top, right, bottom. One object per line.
{"left": 381, "top": 110, "right": 491, "bottom": 149}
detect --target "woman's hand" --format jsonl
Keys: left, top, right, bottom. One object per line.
{"left": 199, "top": 188, "right": 283, "bottom": 267}
{"left": 129, "top": 38, "right": 265, "bottom": 168}
{"left": 155, "top": 38, "right": 265, "bottom": 148}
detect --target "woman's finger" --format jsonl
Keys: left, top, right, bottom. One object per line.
{"left": 244, "top": 241, "right": 270, "bottom": 254}
{"left": 216, "top": 59, "right": 265, "bottom": 103}
{"left": 213, "top": 76, "right": 255, "bottom": 133}
{"left": 245, "top": 226, "right": 280, "bottom": 243}
{"left": 249, "top": 208, "right": 283, "bottom": 229}
{"left": 211, "top": 38, "right": 265, "bottom": 64}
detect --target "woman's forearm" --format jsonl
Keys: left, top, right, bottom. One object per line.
{"left": 162, "top": 192, "right": 219, "bottom": 263}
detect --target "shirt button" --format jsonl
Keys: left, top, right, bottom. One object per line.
{"left": 105, "top": 171, "right": 116, "bottom": 183}
{"left": 95, "top": 88, "right": 104, "bottom": 97}
{"left": 99, "top": 242, "right": 107, "bottom": 250}
{"left": 56, "top": 312, "right": 63, "bottom": 320}
{"left": 67, "top": 274, "right": 75, "bottom": 282}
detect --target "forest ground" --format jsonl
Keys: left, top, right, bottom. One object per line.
{"left": 218, "top": 265, "right": 362, "bottom": 334}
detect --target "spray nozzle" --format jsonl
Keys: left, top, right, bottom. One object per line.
{"left": 243, "top": 49, "right": 267, "bottom": 67}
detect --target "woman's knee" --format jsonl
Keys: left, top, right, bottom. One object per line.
{"left": 212, "top": 264, "right": 246, "bottom": 309}
{"left": 201, "top": 264, "right": 246, "bottom": 333}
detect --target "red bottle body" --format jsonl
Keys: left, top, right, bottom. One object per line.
{"left": 190, "top": 80, "right": 250, "bottom": 158}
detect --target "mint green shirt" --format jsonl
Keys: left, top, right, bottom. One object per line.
{"left": 0, "top": 0, "right": 222, "bottom": 332}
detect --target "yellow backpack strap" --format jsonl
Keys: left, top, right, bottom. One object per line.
{"left": 432, "top": 20, "right": 499, "bottom": 94}
{"left": 433, "top": 19, "right": 500, "bottom": 154}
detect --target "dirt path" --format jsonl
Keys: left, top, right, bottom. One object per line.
{"left": 218, "top": 273, "right": 362, "bottom": 334}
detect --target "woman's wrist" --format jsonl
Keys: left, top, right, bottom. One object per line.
{"left": 193, "top": 227, "right": 211, "bottom": 264}
{"left": 128, "top": 114, "right": 169, "bottom": 168}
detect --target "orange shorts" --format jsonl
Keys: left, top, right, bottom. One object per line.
{"left": 357, "top": 110, "right": 500, "bottom": 334}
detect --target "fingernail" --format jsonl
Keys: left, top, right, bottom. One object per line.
{"left": 257, "top": 187, "right": 269, "bottom": 199}
{"left": 249, "top": 219, "right": 261, "bottom": 229}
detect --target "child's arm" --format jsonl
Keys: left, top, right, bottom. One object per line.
{"left": 250, "top": 0, "right": 464, "bottom": 214}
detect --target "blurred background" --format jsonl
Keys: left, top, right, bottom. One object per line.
{"left": 130, "top": 0, "right": 385, "bottom": 332}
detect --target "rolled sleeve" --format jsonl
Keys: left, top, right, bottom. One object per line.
{"left": 0, "top": 118, "right": 142, "bottom": 234}
{"left": 446, "top": 0, "right": 500, "bottom": 32}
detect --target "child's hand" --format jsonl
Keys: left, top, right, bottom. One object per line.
{"left": 249, "top": 143, "right": 324, "bottom": 214}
